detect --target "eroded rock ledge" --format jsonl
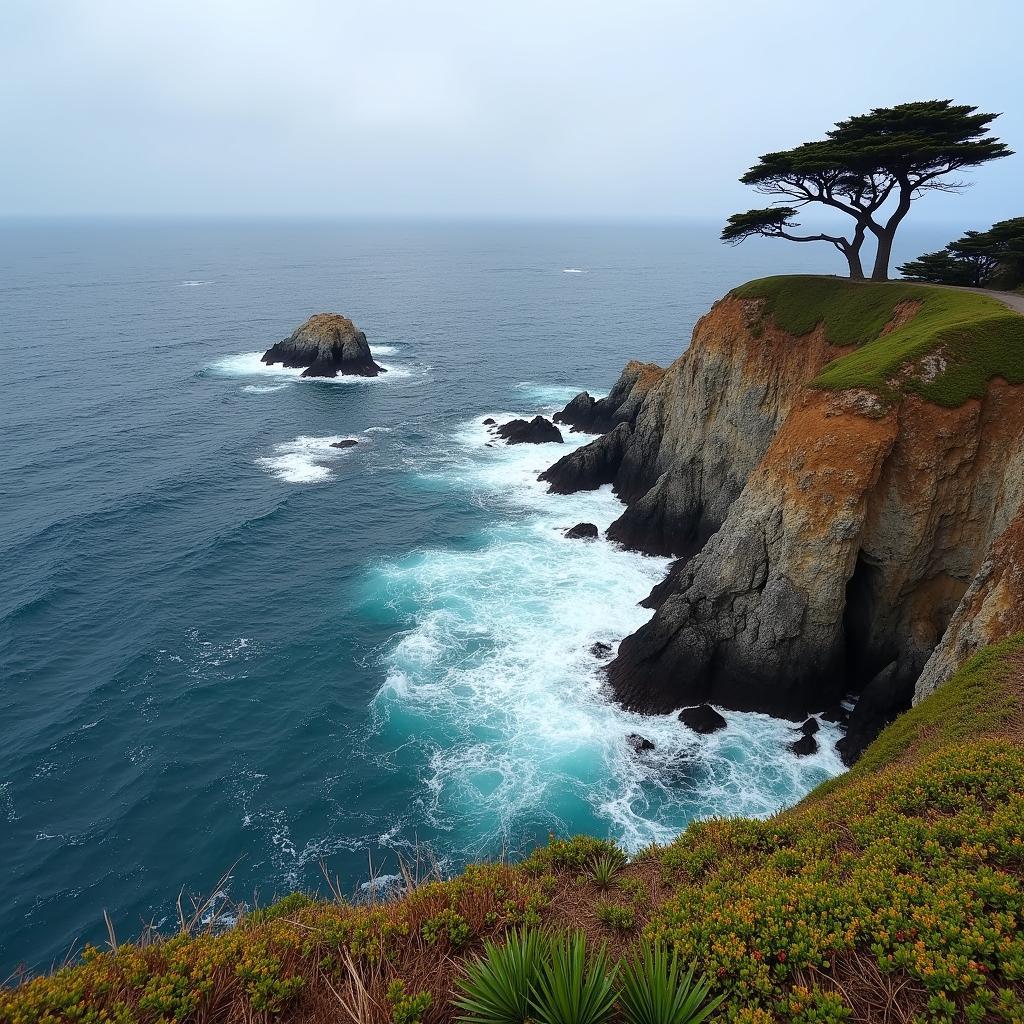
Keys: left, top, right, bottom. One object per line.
{"left": 262, "top": 313, "right": 384, "bottom": 377}
{"left": 541, "top": 282, "right": 1024, "bottom": 762}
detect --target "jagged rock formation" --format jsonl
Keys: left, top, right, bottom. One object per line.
{"left": 553, "top": 361, "right": 665, "bottom": 433}
{"left": 495, "top": 416, "right": 563, "bottom": 445}
{"left": 262, "top": 313, "right": 384, "bottom": 377}
{"left": 542, "top": 278, "right": 1024, "bottom": 759}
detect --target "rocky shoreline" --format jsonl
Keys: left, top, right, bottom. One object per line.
{"left": 538, "top": 283, "right": 1024, "bottom": 764}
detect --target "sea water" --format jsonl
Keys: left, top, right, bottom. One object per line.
{"left": 0, "top": 220, "right": 943, "bottom": 974}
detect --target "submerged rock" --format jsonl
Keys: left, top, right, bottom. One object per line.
{"left": 627, "top": 733, "right": 656, "bottom": 753}
{"left": 564, "top": 522, "right": 598, "bottom": 541}
{"left": 330, "top": 439, "right": 359, "bottom": 449}
{"left": 678, "top": 704, "right": 727, "bottom": 734}
{"left": 262, "top": 313, "right": 384, "bottom": 378}
{"left": 789, "top": 733, "right": 819, "bottom": 757}
{"left": 495, "top": 416, "right": 563, "bottom": 445}
{"left": 590, "top": 641, "right": 614, "bottom": 659}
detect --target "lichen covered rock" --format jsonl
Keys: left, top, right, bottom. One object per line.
{"left": 262, "top": 313, "right": 383, "bottom": 377}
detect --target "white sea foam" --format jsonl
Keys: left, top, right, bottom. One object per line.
{"left": 242, "top": 383, "right": 289, "bottom": 394}
{"left": 257, "top": 435, "right": 359, "bottom": 484}
{"left": 515, "top": 382, "right": 606, "bottom": 410}
{"left": 562, "top": 268, "right": 587, "bottom": 274}
{"left": 180, "top": 280, "right": 210, "bottom": 287}
{"left": 206, "top": 351, "right": 411, "bottom": 382}
{"left": 370, "top": 413, "right": 846, "bottom": 854}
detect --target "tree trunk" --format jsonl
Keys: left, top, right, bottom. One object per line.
{"left": 871, "top": 229, "right": 896, "bottom": 281}
{"left": 871, "top": 181, "right": 912, "bottom": 281}
{"left": 844, "top": 222, "right": 867, "bottom": 280}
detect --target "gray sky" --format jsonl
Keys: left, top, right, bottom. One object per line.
{"left": 1, "top": 0, "right": 1021, "bottom": 222}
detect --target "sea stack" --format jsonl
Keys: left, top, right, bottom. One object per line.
{"left": 262, "top": 313, "right": 384, "bottom": 378}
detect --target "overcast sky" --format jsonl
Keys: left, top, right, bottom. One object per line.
{"left": 1, "top": 0, "right": 1021, "bottom": 222}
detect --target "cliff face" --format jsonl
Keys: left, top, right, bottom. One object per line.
{"left": 543, "top": 278, "right": 1024, "bottom": 760}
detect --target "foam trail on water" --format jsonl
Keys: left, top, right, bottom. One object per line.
{"left": 515, "top": 382, "right": 606, "bottom": 409}
{"left": 205, "top": 352, "right": 411, "bottom": 382}
{"left": 370, "top": 415, "right": 845, "bottom": 856}
{"left": 258, "top": 435, "right": 359, "bottom": 484}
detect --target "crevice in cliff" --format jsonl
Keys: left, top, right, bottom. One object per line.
{"left": 842, "top": 552, "right": 897, "bottom": 691}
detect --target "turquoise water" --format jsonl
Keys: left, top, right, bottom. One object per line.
{"left": 0, "top": 220, "right": 926, "bottom": 975}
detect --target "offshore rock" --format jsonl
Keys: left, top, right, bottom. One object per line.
{"left": 789, "top": 733, "right": 819, "bottom": 757}
{"left": 495, "top": 416, "right": 563, "bottom": 445}
{"left": 262, "top": 313, "right": 383, "bottom": 378}
{"left": 564, "top": 522, "right": 598, "bottom": 540}
{"left": 330, "top": 439, "right": 359, "bottom": 448}
{"left": 678, "top": 704, "right": 727, "bottom": 734}
{"left": 627, "top": 733, "right": 656, "bottom": 753}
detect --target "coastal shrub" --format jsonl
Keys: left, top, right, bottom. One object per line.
{"left": 594, "top": 900, "right": 635, "bottom": 932}
{"left": 523, "top": 835, "right": 624, "bottom": 875}
{"left": 530, "top": 932, "right": 617, "bottom": 1024}
{"left": 387, "top": 979, "right": 433, "bottom": 1024}
{"left": 618, "top": 941, "right": 722, "bottom": 1024}
{"left": 422, "top": 908, "right": 472, "bottom": 949}
{"left": 454, "top": 928, "right": 550, "bottom": 1024}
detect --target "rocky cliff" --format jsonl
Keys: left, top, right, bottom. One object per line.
{"left": 543, "top": 276, "right": 1024, "bottom": 760}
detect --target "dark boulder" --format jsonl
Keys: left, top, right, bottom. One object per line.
{"left": 483, "top": 417, "right": 496, "bottom": 426}
{"left": 564, "top": 522, "right": 599, "bottom": 541}
{"left": 798, "top": 717, "right": 820, "bottom": 736}
{"left": 678, "top": 704, "right": 727, "bottom": 735}
{"left": 330, "top": 439, "right": 359, "bottom": 449}
{"left": 540, "top": 421, "right": 630, "bottom": 493}
{"left": 789, "top": 733, "right": 819, "bottom": 756}
{"left": 821, "top": 703, "right": 851, "bottom": 724}
{"left": 837, "top": 661, "right": 913, "bottom": 766}
{"left": 627, "top": 734, "right": 656, "bottom": 753}
{"left": 590, "top": 642, "right": 613, "bottom": 659}
{"left": 262, "top": 313, "right": 384, "bottom": 378}
{"left": 495, "top": 416, "right": 563, "bottom": 445}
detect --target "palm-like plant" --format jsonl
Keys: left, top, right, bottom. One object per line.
{"left": 618, "top": 941, "right": 723, "bottom": 1024}
{"left": 453, "top": 928, "right": 549, "bottom": 1024}
{"left": 588, "top": 852, "right": 625, "bottom": 889}
{"left": 530, "top": 932, "right": 618, "bottom": 1024}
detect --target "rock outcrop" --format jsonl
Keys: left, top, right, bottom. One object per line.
{"left": 495, "top": 416, "right": 563, "bottom": 445}
{"left": 564, "top": 522, "right": 598, "bottom": 540}
{"left": 553, "top": 361, "right": 665, "bottom": 433}
{"left": 542, "top": 280, "right": 1024, "bottom": 758}
{"left": 678, "top": 704, "right": 727, "bottom": 734}
{"left": 262, "top": 313, "right": 384, "bottom": 378}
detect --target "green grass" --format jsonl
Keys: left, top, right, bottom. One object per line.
{"left": 730, "top": 275, "right": 1024, "bottom": 407}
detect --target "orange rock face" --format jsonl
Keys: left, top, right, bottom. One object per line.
{"left": 544, "top": 294, "right": 1024, "bottom": 757}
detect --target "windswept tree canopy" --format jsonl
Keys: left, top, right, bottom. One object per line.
{"left": 724, "top": 101, "right": 1013, "bottom": 280}
{"left": 900, "top": 216, "right": 1024, "bottom": 289}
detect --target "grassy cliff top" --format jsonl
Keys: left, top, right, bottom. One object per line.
{"left": 5, "top": 636, "right": 1024, "bottom": 1024}
{"left": 730, "top": 275, "right": 1024, "bottom": 407}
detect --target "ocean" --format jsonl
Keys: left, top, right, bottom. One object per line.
{"left": 0, "top": 220, "right": 944, "bottom": 975}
